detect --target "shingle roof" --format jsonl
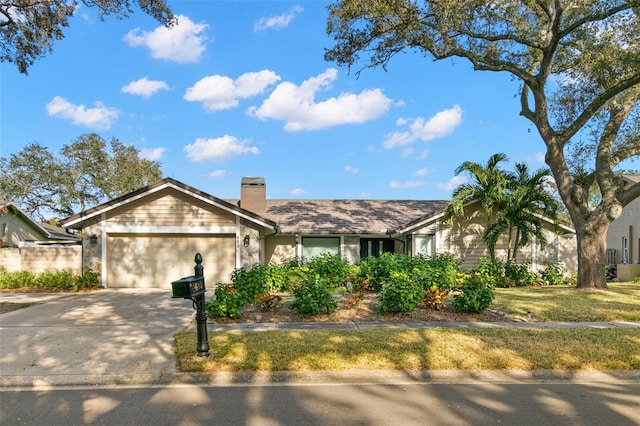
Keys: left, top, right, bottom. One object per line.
{"left": 254, "top": 199, "right": 450, "bottom": 234}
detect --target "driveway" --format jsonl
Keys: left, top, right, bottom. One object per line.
{"left": 0, "top": 289, "right": 195, "bottom": 387}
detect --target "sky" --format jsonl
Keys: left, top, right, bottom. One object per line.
{"left": 1, "top": 1, "right": 550, "bottom": 204}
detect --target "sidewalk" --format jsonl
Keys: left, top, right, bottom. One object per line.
{"left": 1, "top": 291, "right": 639, "bottom": 388}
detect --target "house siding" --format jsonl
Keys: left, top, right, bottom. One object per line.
{"left": 265, "top": 235, "right": 297, "bottom": 264}
{"left": 606, "top": 196, "right": 639, "bottom": 265}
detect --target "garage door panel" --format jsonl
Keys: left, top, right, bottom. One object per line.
{"left": 107, "top": 234, "right": 235, "bottom": 288}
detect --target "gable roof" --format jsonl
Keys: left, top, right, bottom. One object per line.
{"left": 60, "top": 178, "right": 277, "bottom": 231}
{"left": 226, "top": 199, "right": 451, "bottom": 235}
{"left": 0, "top": 203, "right": 80, "bottom": 243}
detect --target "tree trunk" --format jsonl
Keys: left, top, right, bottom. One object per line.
{"left": 575, "top": 222, "right": 608, "bottom": 289}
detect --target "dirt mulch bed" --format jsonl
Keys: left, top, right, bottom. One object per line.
{"left": 212, "top": 293, "right": 504, "bottom": 324}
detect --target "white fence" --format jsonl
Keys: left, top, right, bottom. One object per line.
{"left": 0, "top": 246, "right": 82, "bottom": 274}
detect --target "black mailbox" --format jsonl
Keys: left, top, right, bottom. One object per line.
{"left": 171, "top": 275, "right": 205, "bottom": 299}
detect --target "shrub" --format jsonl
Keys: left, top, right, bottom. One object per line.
{"left": 257, "top": 292, "right": 282, "bottom": 312}
{"left": 504, "top": 260, "right": 537, "bottom": 287}
{"left": 422, "top": 285, "right": 448, "bottom": 310}
{"left": 304, "top": 253, "right": 350, "bottom": 290}
{"left": 206, "top": 284, "right": 245, "bottom": 319}
{"left": 290, "top": 274, "right": 337, "bottom": 316}
{"left": 37, "top": 270, "right": 74, "bottom": 289}
{"left": 472, "top": 257, "right": 507, "bottom": 288}
{"left": 452, "top": 273, "right": 495, "bottom": 313}
{"left": 0, "top": 270, "right": 36, "bottom": 289}
{"left": 73, "top": 270, "right": 101, "bottom": 290}
{"left": 230, "top": 266, "right": 266, "bottom": 304}
{"left": 539, "top": 262, "right": 565, "bottom": 286}
{"left": 413, "top": 254, "right": 460, "bottom": 292}
{"left": 377, "top": 272, "right": 424, "bottom": 314}
{"left": 358, "top": 253, "right": 398, "bottom": 292}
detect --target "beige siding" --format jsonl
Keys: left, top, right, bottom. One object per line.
{"left": 0, "top": 248, "right": 21, "bottom": 272}
{"left": 606, "top": 197, "right": 639, "bottom": 264}
{"left": 106, "top": 188, "right": 236, "bottom": 228}
{"left": 265, "top": 235, "right": 296, "bottom": 264}
{"left": 20, "top": 246, "right": 82, "bottom": 274}
{"left": 106, "top": 234, "right": 235, "bottom": 288}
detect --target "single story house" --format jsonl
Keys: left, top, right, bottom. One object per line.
{"left": 59, "top": 177, "right": 577, "bottom": 288}
{"left": 606, "top": 175, "right": 640, "bottom": 281}
{"left": 0, "top": 202, "right": 81, "bottom": 273}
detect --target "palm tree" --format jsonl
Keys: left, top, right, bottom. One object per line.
{"left": 484, "top": 163, "right": 560, "bottom": 261}
{"left": 445, "top": 153, "right": 511, "bottom": 260}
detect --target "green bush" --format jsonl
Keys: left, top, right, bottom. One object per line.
{"left": 358, "top": 253, "right": 398, "bottom": 292}
{"left": 413, "top": 254, "right": 460, "bottom": 292}
{"left": 452, "top": 273, "right": 495, "bottom": 313}
{"left": 304, "top": 253, "right": 350, "bottom": 290}
{"left": 206, "top": 284, "right": 245, "bottom": 319}
{"left": 37, "top": 270, "right": 75, "bottom": 289}
{"left": 504, "top": 260, "right": 537, "bottom": 287}
{"left": 290, "top": 274, "right": 337, "bottom": 316}
{"left": 539, "top": 262, "right": 565, "bottom": 286}
{"left": 472, "top": 257, "right": 507, "bottom": 288}
{"left": 0, "top": 270, "right": 36, "bottom": 289}
{"left": 377, "top": 272, "right": 424, "bottom": 314}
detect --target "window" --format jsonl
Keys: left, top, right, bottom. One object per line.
{"left": 359, "top": 238, "right": 394, "bottom": 259}
{"left": 302, "top": 237, "right": 340, "bottom": 259}
{"left": 622, "top": 237, "right": 628, "bottom": 264}
{"left": 415, "top": 235, "right": 434, "bottom": 256}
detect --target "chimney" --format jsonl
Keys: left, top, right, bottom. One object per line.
{"left": 240, "top": 177, "right": 266, "bottom": 213}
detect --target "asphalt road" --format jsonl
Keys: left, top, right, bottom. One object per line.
{"left": 2, "top": 381, "right": 640, "bottom": 425}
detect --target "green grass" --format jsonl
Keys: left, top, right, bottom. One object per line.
{"left": 492, "top": 283, "right": 640, "bottom": 321}
{"left": 176, "top": 328, "right": 640, "bottom": 372}
{"left": 176, "top": 282, "right": 640, "bottom": 372}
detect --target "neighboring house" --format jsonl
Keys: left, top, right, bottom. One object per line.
{"left": 60, "top": 177, "right": 577, "bottom": 289}
{"left": 0, "top": 202, "right": 81, "bottom": 273}
{"left": 0, "top": 202, "right": 79, "bottom": 246}
{"left": 606, "top": 175, "right": 640, "bottom": 281}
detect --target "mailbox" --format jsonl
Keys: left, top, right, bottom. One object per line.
{"left": 171, "top": 275, "right": 205, "bottom": 299}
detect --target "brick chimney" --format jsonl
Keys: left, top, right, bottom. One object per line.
{"left": 240, "top": 177, "right": 266, "bottom": 213}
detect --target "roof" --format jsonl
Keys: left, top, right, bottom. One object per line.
{"left": 226, "top": 199, "right": 451, "bottom": 235}
{"left": 60, "top": 178, "right": 277, "bottom": 231}
{"left": 623, "top": 174, "right": 640, "bottom": 185}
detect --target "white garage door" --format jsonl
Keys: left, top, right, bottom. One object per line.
{"left": 107, "top": 234, "right": 235, "bottom": 288}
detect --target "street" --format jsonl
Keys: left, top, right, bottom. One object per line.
{"left": 2, "top": 380, "right": 639, "bottom": 425}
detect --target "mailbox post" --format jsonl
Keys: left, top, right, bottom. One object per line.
{"left": 171, "top": 253, "right": 209, "bottom": 357}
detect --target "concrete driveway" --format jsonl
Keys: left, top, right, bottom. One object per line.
{"left": 0, "top": 289, "right": 195, "bottom": 387}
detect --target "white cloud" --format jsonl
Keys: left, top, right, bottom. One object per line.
{"left": 389, "top": 180, "right": 426, "bottom": 189}
{"left": 383, "top": 105, "right": 463, "bottom": 148}
{"left": 184, "top": 70, "right": 280, "bottom": 111}
{"left": 183, "top": 135, "right": 260, "bottom": 162}
{"left": 123, "top": 14, "right": 207, "bottom": 63}
{"left": 291, "top": 188, "right": 308, "bottom": 195}
{"left": 413, "top": 167, "right": 434, "bottom": 177}
{"left": 344, "top": 166, "right": 360, "bottom": 173}
{"left": 437, "top": 175, "right": 468, "bottom": 192}
{"left": 528, "top": 151, "right": 546, "bottom": 163}
{"left": 254, "top": 5, "right": 303, "bottom": 31}
{"left": 45, "top": 96, "right": 119, "bottom": 130}
{"left": 249, "top": 68, "right": 392, "bottom": 131}
{"left": 139, "top": 147, "right": 165, "bottom": 161}
{"left": 121, "top": 77, "right": 169, "bottom": 97}
{"left": 208, "top": 170, "right": 227, "bottom": 178}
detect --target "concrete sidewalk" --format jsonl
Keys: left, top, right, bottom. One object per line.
{"left": 1, "top": 291, "right": 639, "bottom": 388}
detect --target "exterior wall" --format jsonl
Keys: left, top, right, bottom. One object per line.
{"left": 343, "top": 236, "right": 360, "bottom": 264}
{"left": 264, "top": 235, "right": 296, "bottom": 264}
{"left": 0, "top": 246, "right": 82, "bottom": 274}
{"left": 19, "top": 245, "right": 82, "bottom": 274}
{"left": 606, "top": 196, "right": 639, "bottom": 265}
{"left": 0, "top": 248, "right": 21, "bottom": 271}
{"left": 239, "top": 222, "right": 260, "bottom": 270}
{"left": 413, "top": 203, "right": 578, "bottom": 274}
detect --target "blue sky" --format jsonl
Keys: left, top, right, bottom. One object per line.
{"left": 1, "top": 1, "right": 548, "bottom": 203}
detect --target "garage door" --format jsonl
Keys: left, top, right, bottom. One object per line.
{"left": 107, "top": 234, "right": 235, "bottom": 288}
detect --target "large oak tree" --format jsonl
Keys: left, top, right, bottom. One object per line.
{"left": 0, "top": 134, "right": 162, "bottom": 220}
{"left": 325, "top": 0, "right": 640, "bottom": 289}
{"left": 1, "top": 0, "right": 173, "bottom": 74}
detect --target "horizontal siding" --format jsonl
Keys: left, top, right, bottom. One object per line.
{"left": 106, "top": 188, "right": 236, "bottom": 228}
